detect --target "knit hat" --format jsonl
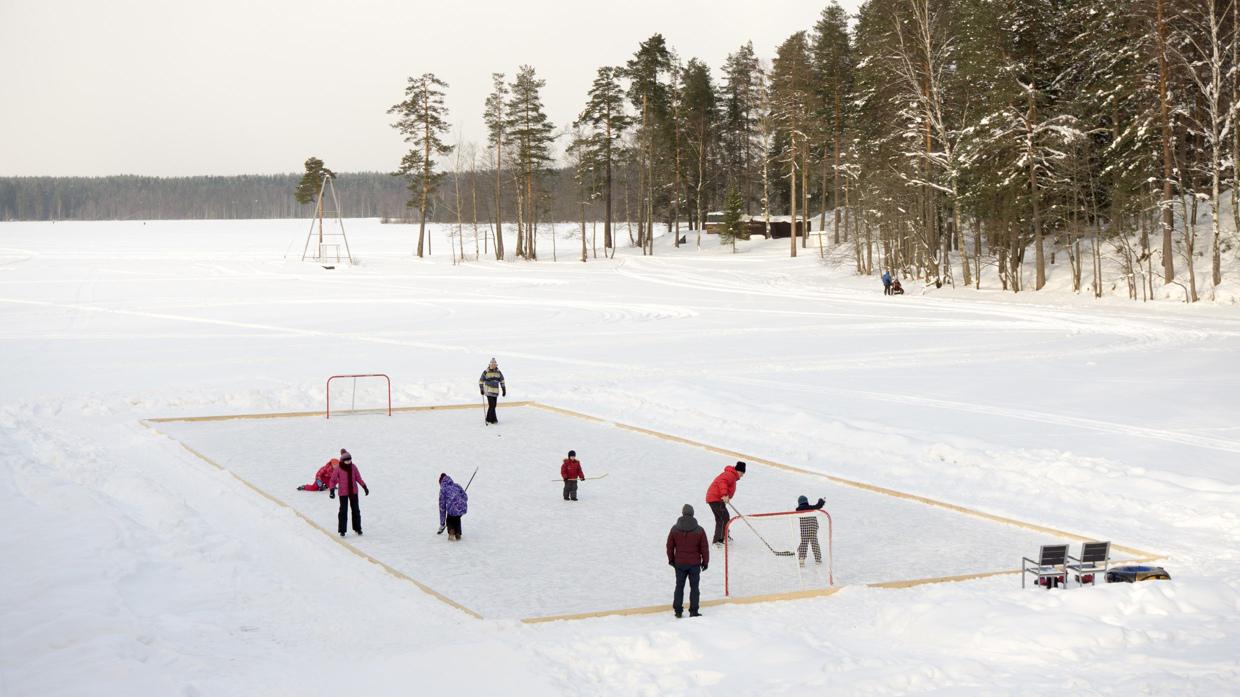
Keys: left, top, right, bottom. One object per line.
{"left": 735, "top": 461, "right": 747, "bottom": 473}
{"left": 568, "top": 450, "right": 576, "bottom": 458}
{"left": 682, "top": 504, "right": 694, "bottom": 517}
{"left": 797, "top": 495, "right": 809, "bottom": 507}
{"left": 340, "top": 451, "right": 352, "bottom": 464}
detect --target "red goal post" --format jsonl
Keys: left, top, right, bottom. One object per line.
{"left": 325, "top": 374, "right": 392, "bottom": 419}
{"left": 723, "top": 508, "right": 834, "bottom": 597}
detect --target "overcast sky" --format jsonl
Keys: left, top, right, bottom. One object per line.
{"left": 1, "top": 0, "right": 860, "bottom": 177}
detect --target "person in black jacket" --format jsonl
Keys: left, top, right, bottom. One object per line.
{"left": 666, "top": 504, "right": 710, "bottom": 618}
{"left": 796, "top": 495, "right": 826, "bottom": 566}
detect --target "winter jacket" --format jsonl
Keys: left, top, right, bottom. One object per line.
{"left": 301, "top": 459, "right": 339, "bottom": 490}
{"left": 439, "top": 475, "right": 469, "bottom": 525}
{"left": 315, "top": 460, "right": 338, "bottom": 486}
{"left": 667, "top": 513, "right": 710, "bottom": 566}
{"left": 561, "top": 457, "right": 584, "bottom": 481}
{"left": 882, "top": 271, "right": 892, "bottom": 286}
{"left": 705, "top": 466, "right": 740, "bottom": 503}
{"left": 796, "top": 497, "right": 826, "bottom": 512}
{"left": 479, "top": 369, "right": 506, "bottom": 397}
{"left": 330, "top": 463, "right": 367, "bottom": 497}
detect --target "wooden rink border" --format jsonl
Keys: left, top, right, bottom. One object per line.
{"left": 143, "top": 401, "right": 1164, "bottom": 624}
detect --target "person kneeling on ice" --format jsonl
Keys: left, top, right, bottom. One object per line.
{"left": 437, "top": 473, "right": 469, "bottom": 540}
{"left": 298, "top": 449, "right": 348, "bottom": 491}
{"left": 705, "top": 461, "right": 746, "bottom": 546}
{"left": 329, "top": 450, "right": 368, "bottom": 537}
{"left": 666, "top": 504, "right": 709, "bottom": 618}
{"left": 561, "top": 450, "right": 585, "bottom": 501}
{"left": 795, "top": 495, "right": 826, "bottom": 566}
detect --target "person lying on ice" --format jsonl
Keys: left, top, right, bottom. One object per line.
{"left": 561, "top": 450, "right": 585, "bottom": 501}
{"left": 329, "top": 450, "right": 368, "bottom": 537}
{"left": 297, "top": 449, "right": 347, "bottom": 491}
{"left": 705, "top": 461, "right": 745, "bottom": 546}
{"left": 437, "top": 473, "right": 469, "bottom": 541}
{"left": 795, "top": 495, "right": 826, "bottom": 566}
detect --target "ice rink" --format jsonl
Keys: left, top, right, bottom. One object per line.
{"left": 153, "top": 403, "right": 1092, "bottom": 619}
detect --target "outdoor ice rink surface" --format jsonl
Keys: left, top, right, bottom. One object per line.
{"left": 154, "top": 404, "right": 1096, "bottom": 619}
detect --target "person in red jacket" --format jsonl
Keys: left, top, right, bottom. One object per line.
{"left": 561, "top": 450, "right": 585, "bottom": 501}
{"left": 297, "top": 450, "right": 346, "bottom": 491}
{"left": 705, "top": 461, "right": 746, "bottom": 546}
{"left": 666, "top": 504, "right": 710, "bottom": 618}
{"left": 329, "top": 450, "right": 369, "bottom": 537}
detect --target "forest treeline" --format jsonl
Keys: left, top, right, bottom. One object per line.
{"left": 0, "top": 171, "right": 590, "bottom": 223}
{"left": 385, "top": 0, "right": 1236, "bottom": 300}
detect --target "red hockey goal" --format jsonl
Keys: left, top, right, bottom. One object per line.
{"left": 724, "top": 509, "right": 833, "bottom": 597}
{"left": 325, "top": 374, "right": 391, "bottom": 419}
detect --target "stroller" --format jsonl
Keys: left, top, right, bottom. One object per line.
{"left": 891, "top": 278, "right": 905, "bottom": 295}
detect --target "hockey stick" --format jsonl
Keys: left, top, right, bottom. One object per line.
{"left": 727, "top": 501, "right": 795, "bottom": 556}
{"left": 549, "top": 473, "right": 608, "bottom": 482}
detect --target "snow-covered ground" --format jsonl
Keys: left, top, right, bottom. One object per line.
{"left": 2, "top": 219, "right": 1239, "bottom": 695}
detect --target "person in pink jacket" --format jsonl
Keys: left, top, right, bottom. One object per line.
{"left": 329, "top": 450, "right": 369, "bottom": 537}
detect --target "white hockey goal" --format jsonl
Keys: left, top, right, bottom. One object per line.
{"left": 325, "top": 373, "right": 392, "bottom": 419}
{"left": 724, "top": 509, "right": 833, "bottom": 597}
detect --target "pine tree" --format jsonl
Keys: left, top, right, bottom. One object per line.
{"left": 771, "top": 31, "right": 814, "bottom": 257}
{"left": 294, "top": 157, "right": 335, "bottom": 206}
{"left": 624, "top": 34, "right": 675, "bottom": 254}
{"left": 720, "top": 42, "right": 764, "bottom": 214}
{"left": 678, "top": 58, "right": 718, "bottom": 249}
{"left": 389, "top": 73, "right": 453, "bottom": 257}
{"left": 506, "top": 65, "right": 556, "bottom": 260}
{"left": 718, "top": 185, "right": 748, "bottom": 253}
{"left": 575, "top": 66, "right": 630, "bottom": 253}
{"left": 484, "top": 73, "right": 508, "bottom": 260}
{"left": 811, "top": 3, "right": 854, "bottom": 249}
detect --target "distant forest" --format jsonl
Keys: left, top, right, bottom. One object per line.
{"left": 0, "top": 170, "right": 596, "bottom": 223}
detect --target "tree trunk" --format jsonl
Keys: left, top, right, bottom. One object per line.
{"left": 789, "top": 138, "right": 798, "bottom": 257}
{"left": 1156, "top": 0, "right": 1175, "bottom": 281}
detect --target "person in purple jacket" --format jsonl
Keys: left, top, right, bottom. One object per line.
{"left": 329, "top": 450, "right": 369, "bottom": 537}
{"left": 436, "top": 473, "right": 469, "bottom": 541}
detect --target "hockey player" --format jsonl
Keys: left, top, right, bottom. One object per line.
{"left": 328, "top": 450, "right": 368, "bottom": 537}
{"left": 437, "top": 473, "right": 469, "bottom": 540}
{"left": 561, "top": 450, "right": 585, "bottom": 501}
{"left": 666, "top": 504, "right": 709, "bottom": 618}
{"left": 478, "top": 358, "right": 507, "bottom": 425}
{"left": 795, "top": 495, "right": 826, "bottom": 565}
{"left": 705, "top": 461, "right": 746, "bottom": 546}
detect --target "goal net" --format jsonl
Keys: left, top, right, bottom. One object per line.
{"left": 724, "top": 509, "right": 833, "bottom": 597}
{"left": 325, "top": 374, "right": 392, "bottom": 418}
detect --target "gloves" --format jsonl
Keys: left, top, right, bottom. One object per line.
{"left": 330, "top": 490, "right": 336, "bottom": 499}
{"left": 437, "top": 524, "right": 446, "bottom": 535}
{"left": 501, "top": 390, "right": 507, "bottom": 397}
{"left": 668, "top": 561, "right": 674, "bottom": 567}
{"left": 479, "top": 388, "right": 484, "bottom": 396}
{"left": 701, "top": 564, "right": 708, "bottom": 572}
{"left": 364, "top": 487, "right": 370, "bottom": 496}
